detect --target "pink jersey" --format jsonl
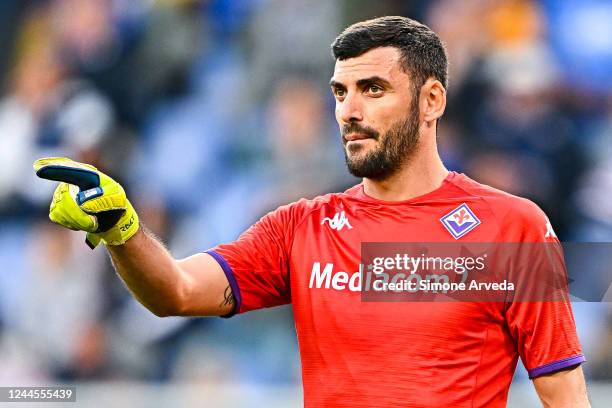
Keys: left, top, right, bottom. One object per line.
{"left": 208, "top": 172, "right": 584, "bottom": 407}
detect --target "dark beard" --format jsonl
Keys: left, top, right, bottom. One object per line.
{"left": 342, "top": 104, "right": 420, "bottom": 180}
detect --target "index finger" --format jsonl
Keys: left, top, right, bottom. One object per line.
{"left": 33, "top": 157, "right": 101, "bottom": 191}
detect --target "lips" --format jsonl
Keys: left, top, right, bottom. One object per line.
{"left": 344, "top": 133, "right": 372, "bottom": 142}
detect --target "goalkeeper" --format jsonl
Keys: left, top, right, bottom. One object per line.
{"left": 34, "top": 15, "right": 589, "bottom": 408}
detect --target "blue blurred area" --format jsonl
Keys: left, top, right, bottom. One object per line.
{"left": 0, "top": 0, "right": 610, "bottom": 389}
{"left": 544, "top": 0, "right": 612, "bottom": 94}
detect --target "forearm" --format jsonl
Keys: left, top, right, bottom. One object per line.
{"left": 107, "top": 227, "right": 188, "bottom": 316}
{"left": 534, "top": 366, "right": 590, "bottom": 408}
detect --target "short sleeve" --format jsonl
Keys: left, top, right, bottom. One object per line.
{"left": 506, "top": 297, "right": 584, "bottom": 378}
{"left": 505, "top": 200, "right": 585, "bottom": 378}
{"left": 206, "top": 201, "right": 303, "bottom": 316}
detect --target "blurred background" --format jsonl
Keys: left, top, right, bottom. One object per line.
{"left": 0, "top": 0, "right": 611, "bottom": 406}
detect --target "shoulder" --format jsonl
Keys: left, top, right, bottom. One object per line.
{"left": 450, "top": 174, "right": 552, "bottom": 240}
{"left": 268, "top": 186, "right": 358, "bottom": 226}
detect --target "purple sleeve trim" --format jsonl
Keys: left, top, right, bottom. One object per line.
{"left": 205, "top": 250, "right": 242, "bottom": 318}
{"left": 528, "top": 354, "right": 586, "bottom": 379}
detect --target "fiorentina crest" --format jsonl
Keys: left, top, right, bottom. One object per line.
{"left": 440, "top": 203, "right": 481, "bottom": 239}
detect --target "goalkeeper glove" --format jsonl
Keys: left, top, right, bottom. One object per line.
{"left": 33, "top": 157, "right": 139, "bottom": 249}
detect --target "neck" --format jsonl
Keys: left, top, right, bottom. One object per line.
{"left": 362, "top": 143, "right": 449, "bottom": 202}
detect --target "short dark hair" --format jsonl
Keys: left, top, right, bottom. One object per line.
{"left": 331, "top": 16, "right": 448, "bottom": 91}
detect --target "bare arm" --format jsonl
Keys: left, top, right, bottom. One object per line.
{"left": 107, "top": 227, "right": 234, "bottom": 317}
{"left": 533, "top": 365, "right": 590, "bottom": 408}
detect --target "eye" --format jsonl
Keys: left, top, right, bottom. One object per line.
{"left": 333, "top": 87, "right": 346, "bottom": 100}
{"left": 366, "top": 85, "right": 383, "bottom": 96}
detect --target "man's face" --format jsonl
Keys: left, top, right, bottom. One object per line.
{"left": 330, "top": 47, "right": 421, "bottom": 180}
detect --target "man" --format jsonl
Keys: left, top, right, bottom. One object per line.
{"left": 35, "top": 16, "right": 589, "bottom": 408}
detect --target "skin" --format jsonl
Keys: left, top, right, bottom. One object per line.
{"left": 106, "top": 46, "right": 589, "bottom": 407}
{"left": 331, "top": 46, "right": 448, "bottom": 201}
{"left": 107, "top": 227, "right": 234, "bottom": 317}
{"left": 533, "top": 366, "right": 590, "bottom": 407}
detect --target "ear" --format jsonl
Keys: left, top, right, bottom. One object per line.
{"left": 420, "top": 78, "right": 446, "bottom": 125}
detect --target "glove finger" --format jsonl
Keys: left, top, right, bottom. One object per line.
{"left": 50, "top": 182, "right": 69, "bottom": 213}
{"left": 49, "top": 183, "right": 99, "bottom": 232}
{"left": 34, "top": 157, "right": 98, "bottom": 173}
{"left": 34, "top": 157, "right": 100, "bottom": 191}
{"left": 78, "top": 181, "right": 128, "bottom": 232}
{"left": 79, "top": 183, "right": 126, "bottom": 213}
{"left": 80, "top": 189, "right": 127, "bottom": 232}
{"left": 49, "top": 204, "right": 78, "bottom": 231}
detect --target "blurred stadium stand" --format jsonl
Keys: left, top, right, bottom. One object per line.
{"left": 0, "top": 0, "right": 610, "bottom": 405}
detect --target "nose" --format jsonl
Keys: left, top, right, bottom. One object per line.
{"left": 337, "top": 92, "right": 363, "bottom": 124}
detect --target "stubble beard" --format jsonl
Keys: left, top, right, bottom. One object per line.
{"left": 343, "top": 102, "right": 421, "bottom": 181}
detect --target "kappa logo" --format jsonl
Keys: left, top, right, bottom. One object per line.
{"left": 322, "top": 211, "right": 353, "bottom": 231}
{"left": 440, "top": 203, "right": 481, "bottom": 239}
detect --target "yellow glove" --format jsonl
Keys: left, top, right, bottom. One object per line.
{"left": 33, "top": 157, "right": 139, "bottom": 249}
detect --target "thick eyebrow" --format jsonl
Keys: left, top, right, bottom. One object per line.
{"left": 356, "top": 76, "right": 392, "bottom": 89}
{"left": 329, "top": 79, "right": 346, "bottom": 90}
{"left": 329, "top": 76, "right": 392, "bottom": 90}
